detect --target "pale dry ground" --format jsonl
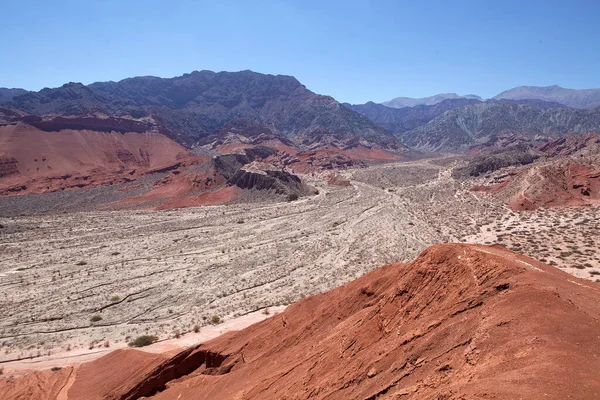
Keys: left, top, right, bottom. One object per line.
{"left": 0, "top": 157, "right": 597, "bottom": 370}
{"left": 1, "top": 306, "right": 286, "bottom": 373}
{"left": 463, "top": 207, "right": 600, "bottom": 281}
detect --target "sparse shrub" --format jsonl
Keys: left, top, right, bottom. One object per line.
{"left": 104, "top": 340, "right": 110, "bottom": 348}
{"left": 0, "top": 367, "right": 3, "bottom": 375}
{"left": 75, "top": 261, "right": 87, "bottom": 266}
{"left": 211, "top": 315, "right": 221, "bottom": 324}
{"left": 109, "top": 295, "right": 120, "bottom": 302}
{"left": 193, "top": 324, "right": 201, "bottom": 333}
{"left": 287, "top": 193, "right": 299, "bottom": 202}
{"left": 90, "top": 314, "right": 103, "bottom": 322}
{"left": 262, "top": 307, "right": 270, "bottom": 315}
{"left": 128, "top": 335, "right": 158, "bottom": 347}
{"left": 174, "top": 330, "right": 181, "bottom": 339}
{"left": 50, "top": 367, "right": 61, "bottom": 372}
{"left": 237, "top": 219, "right": 244, "bottom": 224}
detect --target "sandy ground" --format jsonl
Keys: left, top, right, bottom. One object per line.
{"left": 463, "top": 207, "right": 600, "bottom": 280}
{"left": 0, "top": 306, "right": 285, "bottom": 374}
{"left": 0, "top": 157, "right": 598, "bottom": 370}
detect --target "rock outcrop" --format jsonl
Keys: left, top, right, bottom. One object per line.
{"left": 5, "top": 244, "right": 597, "bottom": 399}
{"left": 7, "top": 71, "right": 405, "bottom": 150}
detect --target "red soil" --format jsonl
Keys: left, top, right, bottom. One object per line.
{"left": 67, "top": 350, "right": 169, "bottom": 400}
{"left": 215, "top": 142, "right": 255, "bottom": 154}
{"left": 8, "top": 243, "right": 599, "bottom": 399}
{"left": 155, "top": 186, "right": 242, "bottom": 210}
{"left": 343, "top": 145, "right": 402, "bottom": 162}
{"left": 538, "top": 133, "right": 600, "bottom": 157}
{"left": 473, "top": 134, "right": 600, "bottom": 211}
{"left": 490, "top": 159, "right": 600, "bottom": 211}
{"left": 0, "top": 123, "right": 193, "bottom": 196}
{"left": 0, "top": 367, "right": 74, "bottom": 400}
{"left": 114, "top": 163, "right": 232, "bottom": 210}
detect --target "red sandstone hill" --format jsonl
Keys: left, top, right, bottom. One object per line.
{"left": 502, "top": 158, "right": 600, "bottom": 211}
{"left": 0, "top": 115, "right": 401, "bottom": 212}
{"left": 0, "top": 121, "right": 195, "bottom": 196}
{"left": 0, "top": 117, "right": 318, "bottom": 209}
{"left": 3, "top": 243, "right": 599, "bottom": 399}
{"left": 473, "top": 134, "right": 600, "bottom": 210}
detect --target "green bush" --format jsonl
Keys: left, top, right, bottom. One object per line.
{"left": 128, "top": 335, "right": 158, "bottom": 347}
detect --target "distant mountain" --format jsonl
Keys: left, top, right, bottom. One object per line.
{"left": 344, "top": 98, "right": 482, "bottom": 133}
{"left": 382, "top": 93, "right": 482, "bottom": 108}
{"left": 399, "top": 102, "right": 600, "bottom": 153}
{"left": 7, "top": 70, "right": 403, "bottom": 150}
{"left": 493, "top": 85, "right": 600, "bottom": 109}
{"left": 0, "top": 88, "right": 29, "bottom": 104}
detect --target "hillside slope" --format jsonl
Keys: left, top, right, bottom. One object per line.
{"left": 400, "top": 102, "right": 600, "bottom": 152}
{"left": 0, "top": 118, "right": 192, "bottom": 195}
{"left": 4, "top": 244, "right": 596, "bottom": 399}
{"left": 494, "top": 85, "right": 600, "bottom": 109}
{"left": 382, "top": 93, "right": 482, "bottom": 108}
{"left": 344, "top": 98, "right": 482, "bottom": 133}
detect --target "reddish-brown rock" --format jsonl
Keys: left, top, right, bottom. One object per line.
{"left": 493, "top": 159, "right": 600, "bottom": 210}
{"left": 0, "top": 122, "right": 194, "bottom": 196}
{"left": 4, "top": 244, "right": 595, "bottom": 399}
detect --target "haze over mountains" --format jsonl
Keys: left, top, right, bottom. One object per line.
{"left": 493, "top": 85, "right": 600, "bottom": 109}
{"left": 381, "top": 85, "right": 600, "bottom": 109}
{"left": 382, "top": 93, "right": 483, "bottom": 108}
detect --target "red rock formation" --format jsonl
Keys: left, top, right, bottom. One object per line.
{"left": 0, "top": 123, "right": 195, "bottom": 196}
{"left": 142, "top": 244, "right": 600, "bottom": 399}
{"left": 473, "top": 134, "right": 600, "bottom": 210}
{"left": 0, "top": 156, "right": 18, "bottom": 178}
{"left": 67, "top": 350, "right": 169, "bottom": 400}
{"left": 0, "top": 367, "right": 74, "bottom": 400}
{"left": 538, "top": 133, "right": 600, "bottom": 157}
{"left": 4, "top": 244, "right": 597, "bottom": 399}
{"left": 487, "top": 158, "right": 600, "bottom": 211}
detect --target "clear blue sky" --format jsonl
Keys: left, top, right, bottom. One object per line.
{"left": 2, "top": 0, "right": 600, "bottom": 103}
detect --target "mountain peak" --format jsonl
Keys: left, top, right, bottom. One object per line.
{"left": 382, "top": 93, "right": 483, "bottom": 109}
{"left": 493, "top": 85, "right": 600, "bottom": 108}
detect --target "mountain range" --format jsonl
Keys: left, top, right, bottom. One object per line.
{"left": 4, "top": 75, "right": 600, "bottom": 154}
{"left": 0, "top": 88, "right": 28, "bottom": 104}
{"left": 382, "top": 93, "right": 482, "bottom": 108}
{"left": 346, "top": 99, "right": 600, "bottom": 152}
{"left": 2, "top": 71, "right": 401, "bottom": 151}
{"left": 493, "top": 85, "right": 600, "bottom": 109}
{"left": 382, "top": 85, "right": 600, "bottom": 109}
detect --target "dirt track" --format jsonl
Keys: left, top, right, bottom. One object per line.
{"left": 0, "top": 158, "right": 597, "bottom": 368}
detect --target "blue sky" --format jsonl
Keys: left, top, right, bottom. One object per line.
{"left": 2, "top": 0, "right": 599, "bottom": 103}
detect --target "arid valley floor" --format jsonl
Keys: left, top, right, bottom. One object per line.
{"left": 1, "top": 157, "right": 599, "bottom": 372}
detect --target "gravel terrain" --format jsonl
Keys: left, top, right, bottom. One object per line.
{"left": 0, "top": 157, "right": 597, "bottom": 367}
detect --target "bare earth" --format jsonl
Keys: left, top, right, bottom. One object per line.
{"left": 1, "top": 157, "right": 598, "bottom": 370}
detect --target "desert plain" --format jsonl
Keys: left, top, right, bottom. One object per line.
{"left": 1, "top": 157, "right": 599, "bottom": 372}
